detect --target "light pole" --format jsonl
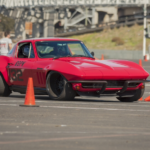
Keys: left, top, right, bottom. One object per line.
{"left": 143, "top": 3, "right": 147, "bottom": 59}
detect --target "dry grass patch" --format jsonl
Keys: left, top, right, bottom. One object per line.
{"left": 70, "top": 24, "right": 150, "bottom": 50}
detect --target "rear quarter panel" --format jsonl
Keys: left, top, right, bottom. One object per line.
{"left": 0, "top": 56, "right": 12, "bottom": 84}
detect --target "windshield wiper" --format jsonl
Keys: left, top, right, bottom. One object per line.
{"left": 53, "top": 55, "right": 72, "bottom": 60}
{"left": 72, "top": 55, "right": 94, "bottom": 59}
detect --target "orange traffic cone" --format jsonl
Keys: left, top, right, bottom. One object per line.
{"left": 20, "top": 78, "right": 39, "bottom": 107}
{"left": 139, "top": 97, "right": 143, "bottom": 101}
{"left": 101, "top": 54, "right": 104, "bottom": 60}
{"left": 144, "top": 55, "right": 148, "bottom": 62}
{"left": 144, "top": 96, "right": 150, "bottom": 102}
{"left": 139, "top": 59, "right": 142, "bottom": 67}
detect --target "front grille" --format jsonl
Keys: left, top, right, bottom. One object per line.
{"left": 107, "top": 81, "right": 124, "bottom": 88}
{"left": 82, "top": 83, "right": 103, "bottom": 88}
{"left": 128, "top": 83, "right": 140, "bottom": 87}
{"left": 82, "top": 81, "right": 141, "bottom": 89}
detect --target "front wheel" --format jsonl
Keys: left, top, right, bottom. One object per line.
{"left": 46, "top": 71, "right": 76, "bottom": 100}
{"left": 117, "top": 88, "right": 145, "bottom": 102}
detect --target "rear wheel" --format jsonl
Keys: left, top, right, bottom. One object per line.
{"left": 0, "top": 73, "right": 11, "bottom": 97}
{"left": 117, "top": 88, "right": 145, "bottom": 102}
{"left": 46, "top": 71, "right": 76, "bottom": 100}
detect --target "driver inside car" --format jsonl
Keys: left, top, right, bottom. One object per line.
{"left": 22, "top": 45, "right": 30, "bottom": 58}
{"left": 49, "top": 46, "right": 69, "bottom": 57}
{"left": 18, "top": 44, "right": 30, "bottom": 58}
{"left": 57, "top": 46, "right": 68, "bottom": 56}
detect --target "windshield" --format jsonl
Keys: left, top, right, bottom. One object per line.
{"left": 35, "top": 41, "right": 93, "bottom": 58}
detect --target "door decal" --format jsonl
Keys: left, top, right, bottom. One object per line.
{"left": 15, "top": 61, "right": 26, "bottom": 66}
{"left": 10, "top": 69, "right": 24, "bottom": 81}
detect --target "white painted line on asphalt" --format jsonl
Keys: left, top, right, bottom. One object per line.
{"left": 0, "top": 131, "right": 87, "bottom": 135}
{"left": 0, "top": 100, "right": 150, "bottom": 107}
{"left": 0, "top": 131, "right": 150, "bottom": 135}
{"left": 0, "top": 100, "right": 24, "bottom": 103}
{"left": 0, "top": 103, "right": 150, "bottom": 111}
{"left": 0, "top": 104, "right": 150, "bottom": 112}
{"left": 0, "top": 104, "right": 17, "bottom": 106}
{"left": 0, "top": 133, "right": 140, "bottom": 145}
{"left": 145, "top": 92, "right": 150, "bottom": 94}
{"left": 41, "top": 105, "right": 150, "bottom": 112}
{"left": 0, "top": 119, "right": 15, "bottom": 121}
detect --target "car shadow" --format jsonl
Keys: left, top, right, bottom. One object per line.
{"left": 9, "top": 94, "right": 119, "bottom": 103}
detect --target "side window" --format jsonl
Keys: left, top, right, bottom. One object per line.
{"left": 18, "top": 43, "right": 35, "bottom": 58}
{"left": 67, "top": 43, "right": 88, "bottom": 56}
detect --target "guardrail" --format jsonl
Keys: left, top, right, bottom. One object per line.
{"left": 0, "top": 0, "right": 150, "bottom": 8}
{"left": 55, "top": 15, "right": 150, "bottom": 37}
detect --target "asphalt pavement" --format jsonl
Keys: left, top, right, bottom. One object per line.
{"left": 0, "top": 60, "right": 150, "bottom": 150}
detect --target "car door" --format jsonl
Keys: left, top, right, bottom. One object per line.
{"left": 8, "top": 42, "right": 36, "bottom": 86}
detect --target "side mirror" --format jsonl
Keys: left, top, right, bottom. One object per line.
{"left": 22, "top": 46, "right": 29, "bottom": 57}
{"left": 91, "top": 52, "right": 94, "bottom": 57}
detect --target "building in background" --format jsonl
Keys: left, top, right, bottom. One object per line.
{"left": 0, "top": 0, "right": 149, "bottom": 39}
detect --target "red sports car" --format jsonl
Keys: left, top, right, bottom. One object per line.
{"left": 0, "top": 38, "right": 149, "bottom": 102}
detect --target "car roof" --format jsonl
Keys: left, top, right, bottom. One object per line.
{"left": 19, "top": 37, "right": 80, "bottom": 43}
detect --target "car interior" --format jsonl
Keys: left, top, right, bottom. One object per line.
{"left": 36, "top": 42, "right": 72, "bottom": 58}
{"left": 17, "top": 43, "right": 35, "bottom": 58}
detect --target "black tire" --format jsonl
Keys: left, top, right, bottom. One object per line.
{"left": 0, "top": 73, "right": 11, "bottom": 97}
{"left": 46, "top": 71, "right": 76, "bottom": 100}
{"left": 117, "top": 87, "right": 145, "bottom": 102}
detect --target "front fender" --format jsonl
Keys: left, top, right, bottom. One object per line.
{"left": 110, "top": 60, "right": 149, "bottom": 79}
{"left": 45, "top": 60, "right": 86, "bottom": 81}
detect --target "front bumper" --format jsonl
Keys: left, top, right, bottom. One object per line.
{"left": 68, "top": 80, "right": 150, "bottom": 94}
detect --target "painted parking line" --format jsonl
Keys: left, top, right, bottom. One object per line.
{"left": 0, "top": 103, "right": 150, "bottom": 112}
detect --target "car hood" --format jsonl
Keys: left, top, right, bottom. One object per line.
{"left": 67, "top": 59, "right": 149, "bottom": 80}
{"left": 37, "top": 58, "right": 149, "bottom": 81}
